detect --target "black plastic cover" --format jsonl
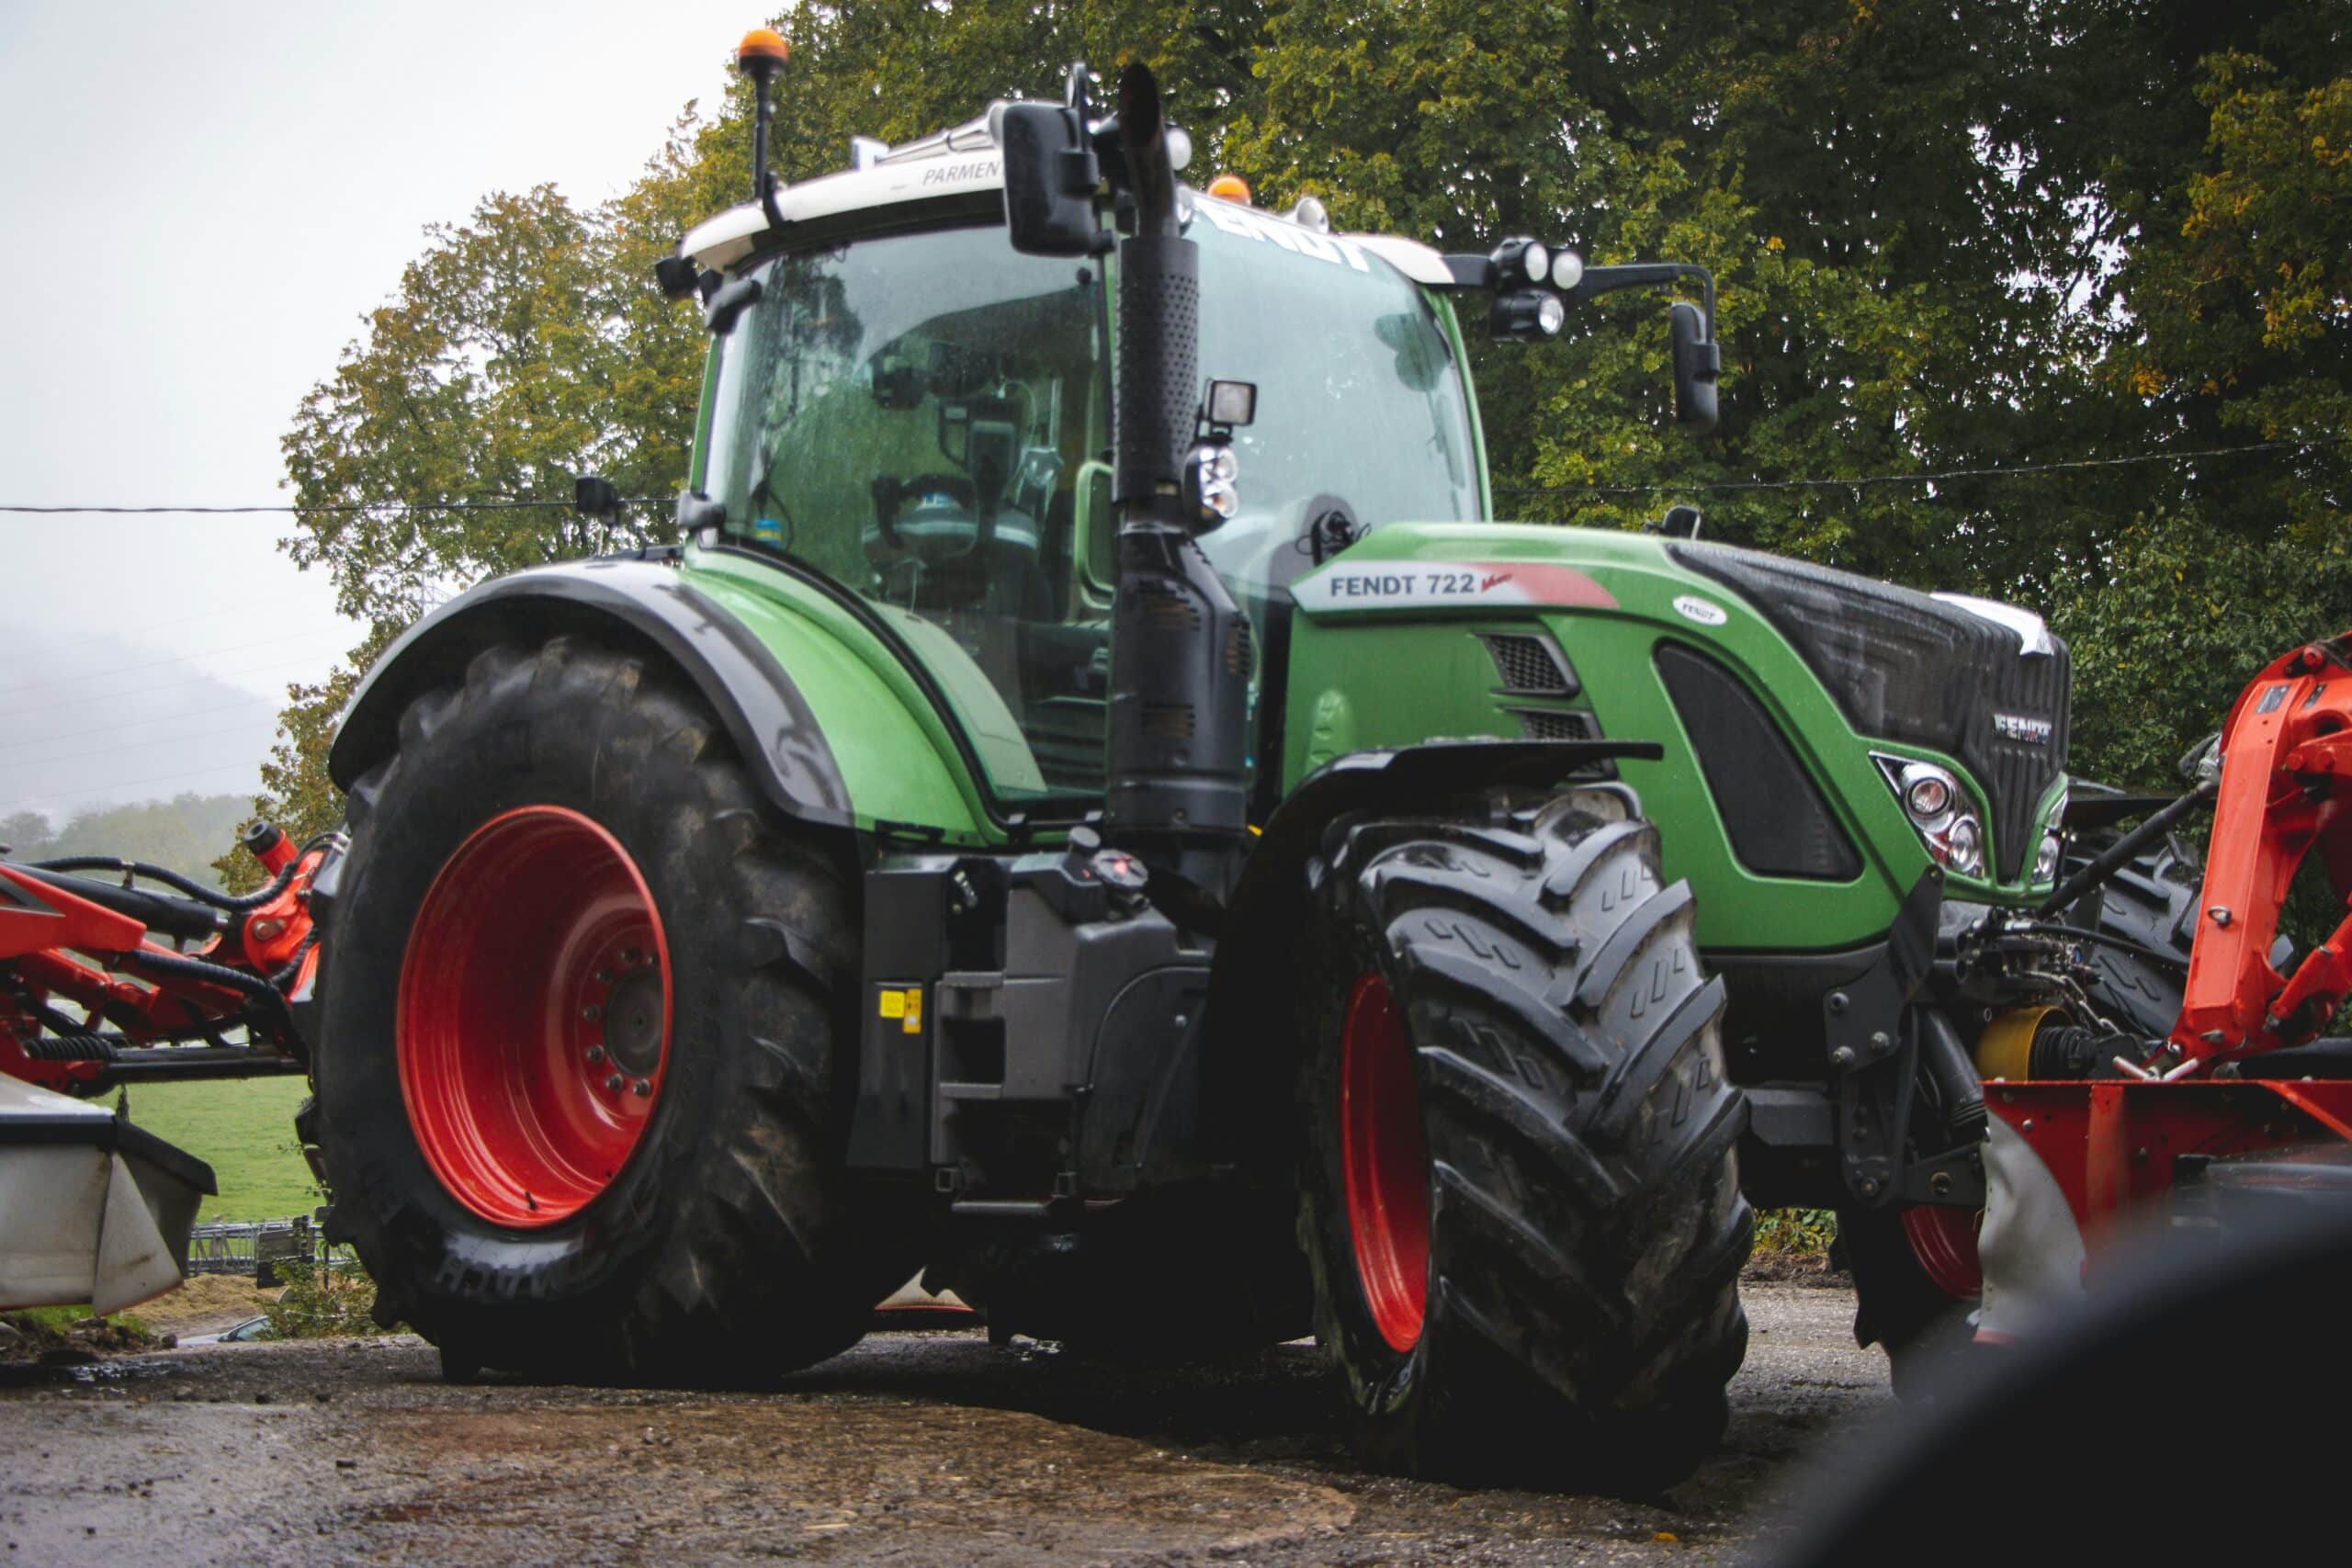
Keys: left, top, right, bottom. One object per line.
{"left": 1657, "top": 642, "right": 1862, "bottom": 882}
{"left": 1669, "top": 542, "right": 2068, "bottom": 882}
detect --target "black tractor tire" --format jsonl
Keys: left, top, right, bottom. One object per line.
{"left": 1296, "top": 791, "right": 1751, "bottom": 1490}
{"left": 314, "top": 636, "right": 912, "bottom": 1383}
{"left": 1836, "top": 1203, "right": 1980, "bottom": 1400}
{"left": 2058, "top": 832, "right": 2201, "bottom": 1038}
{"left": 1848, "top": 832, "right": 2217, "bottom": 1396}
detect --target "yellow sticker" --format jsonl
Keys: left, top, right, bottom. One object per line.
{"left": 878, "top": 989, "right": 906, "bottom": 1019}
{"left": 901, "top": 987, "right": 923, "bottom": 1034}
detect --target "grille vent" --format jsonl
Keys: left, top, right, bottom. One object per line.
{"left": 1514, "top": 708, "right": 1594, "bottom": 741}
{"left": 1479, "top": 633, "right": 1576, "bottom": 694}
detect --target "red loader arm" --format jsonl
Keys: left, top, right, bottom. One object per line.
{"left": 2173, "top": 631, "right": 2352, "bottom": 1066}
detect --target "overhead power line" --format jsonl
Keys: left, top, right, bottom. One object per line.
{"left": 0, "top": 498, "right": 588, "bottom": 515}
{"left": 6, "top": 759, "right": 266, "bottom": 806}
{"left": 1491, "top": 435, "right": 2350, "bottom": 499}
{"left": 0, "top": 626, "right": 354, "bottom": 698}
{"left": 0, "top": 653, "right": 351, "bottom": 725}
{"left": 0, "top": 717, "right": 281, "bottom": 774}
{"left": 3, "top": 436, "right": 2338, "bottom": 516}
{"left": 0, "top": 696, "right": 286, "bottom": 757}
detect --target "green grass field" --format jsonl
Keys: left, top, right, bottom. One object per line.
{"left": 120, "top": 1077, "right": 320, "bottom": 1224}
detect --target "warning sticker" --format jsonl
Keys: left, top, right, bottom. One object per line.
{"left": 876, "top": 987, "right": 923, "bottom": 1032}
{"left": 1293, "top": 561, "right": 1617, "bottom": 616}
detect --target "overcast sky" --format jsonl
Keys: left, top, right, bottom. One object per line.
{"left": 0, "top": 2, "right": 766, "bottom": 823}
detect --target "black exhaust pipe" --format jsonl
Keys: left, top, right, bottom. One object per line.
{"left": 1102, "top": 64, "right": 1251, "bottom": 849}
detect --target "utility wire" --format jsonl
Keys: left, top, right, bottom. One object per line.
{"left": 0, "top": 654, "right": 352, "bottom": 725}
{"left": 7, "top": 435, "right": 2339, "bottom": 513}
{"left": 0, "top": 626, "right": 354, "bottom": 698}
{"left": 0, "top": 498, "right": 593, "bottom": 515}
{"left": 0, "top": 696, "right": 288, "bottom": 757}
{"left": 7, "top": 759, "right": 266, "bottom": 805}
{"left": 1491, "top": 435, "right": 2352, "bottom": 498}
{"left": 0, "top": 718, "right": 282, "bottom": 774}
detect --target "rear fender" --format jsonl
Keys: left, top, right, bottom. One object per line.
{"left": 327, "top": 558, "right": 854, "bottom": 827}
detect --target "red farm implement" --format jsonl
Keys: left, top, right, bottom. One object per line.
{"left": 0, "top": 821, "right": 328, "bottom": 1095}
{"left": 1949, "top": 632, "right": 2352, "bottom": 1339}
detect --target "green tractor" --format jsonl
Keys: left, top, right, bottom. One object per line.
{"left": 300, "top": 50, "right": 2124, "bottom": 1484}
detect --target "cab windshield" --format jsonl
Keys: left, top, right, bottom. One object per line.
{"left": 700, "top": 212, "right": 1481, "bottom": 812}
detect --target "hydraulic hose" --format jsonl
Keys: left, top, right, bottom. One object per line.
{"left": 34, "top": 852, "right": 301, "bottom": 914}
{"left": 1920, "top": 1009, "right": 1989, "bottom": 1144}
{"left": 106, "top": 945, "right": 306, "bottom": 1064}
{"left": 6, "top": 863, "right": 226, "bottom": 942}
{"left": 2038, "top": 775, "right": 2218, "bottom": 919}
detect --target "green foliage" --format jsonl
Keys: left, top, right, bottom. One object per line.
{"left": 125, "top": 1077, "right": 320, "bottom": 1224}
{"left": 1, "top": 793, "right": 250, "bottom": 889}
{"left": 8, "top": 1304, "right": 151, "bottom": 1337}
{"left": 2052, "top": 511, "right": 2352, "bottom": 788}
{"left": 263, "top": 1258, "right": 389, "bottom": 1339}
{"left": 247, "top": 0, "right": 2352, "bottom": 818}
{"left": 1751, "top": 1208, "right": 1838, "bottom": 1258}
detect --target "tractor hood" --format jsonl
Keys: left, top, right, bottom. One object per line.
{"left": 1667, "top": 540, "right": 2069, "bottom": 884}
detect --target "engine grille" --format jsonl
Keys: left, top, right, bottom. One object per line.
{"left": 1513, "top": 707, "right": 1594, "bottom": 741}
{"left": 1478, "top": 632, "right": 1577, "bottom": 694}
{"left": 1668, "top": 541, "right": 2069, "bottom": 883}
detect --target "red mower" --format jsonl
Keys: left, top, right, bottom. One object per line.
{"left": 0, "top": 821, "right": 334, "bottom": 1313}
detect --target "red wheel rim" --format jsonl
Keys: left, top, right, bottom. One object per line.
{"left": 1340, "top": 972, "right": 1430, "bottom": 1352}
{"left": 397, "top": 806, "right": 672, "bottom": 1229}
{"left": 1901, "top": 1204, "right": 1984, "bottom": 1299}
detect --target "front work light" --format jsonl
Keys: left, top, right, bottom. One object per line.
{"left": 1550, "top": 249, "right": 1585, "bottom": 290}
{"left": 1489, "top": 236, "right": 1549, "bottom": 288}
{"left": 1490, "top": 290, "right": 1566, "bottom": 341}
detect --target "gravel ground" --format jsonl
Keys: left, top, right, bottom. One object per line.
{"left": 0, "top": 1280, "right": 1886, "bottom": 1567}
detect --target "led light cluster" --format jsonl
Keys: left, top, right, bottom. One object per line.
{"left": 1187, "top": 443, "right": 1239, "bottom": 524}
{"left": 1875, "top": 756, "right": 1985, "bottom": 877}
{"left": 2031, "top": 785, "right": 2066, "bottom": 886}
{"left": 1487, "top": 235, "right": 1587, "bottom": 341}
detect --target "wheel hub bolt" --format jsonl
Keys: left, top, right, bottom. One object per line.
{"left": 621, "top": 947, "right": 640, "bottom": 965}
{"left": 632, "top": 1078, "right": 651, "bottom": 1098}
{"left": 582, "top": 1003, "right": 603, "bottom": 1021}
{"left": 605, "top": 1073, "right": 625, "bottom": 1093}
{"left": 586, "top": 1045, "right": 606, "bottom": 1065}
{"left": 594, "top": 968, "right": 613, "bottom": 984}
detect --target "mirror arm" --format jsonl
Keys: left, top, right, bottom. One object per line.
{"left": 1564, "top": 264, "right": 1715, "bottom": 336}
{"left": 1431, "top": 256, "right": 1715, "bottom": 336}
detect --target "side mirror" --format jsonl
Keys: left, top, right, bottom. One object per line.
{"left": 1670, "top": 300, "right": 1719, "bottom": 434}
{"left": 574, "top": 474, "right": 621, "bottom": 522}
{"left": 996, "top": 102, "right": 1109, "bottom": 257}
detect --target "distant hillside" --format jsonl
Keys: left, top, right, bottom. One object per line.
{"left": 1, "top": 792, "right": 251, "bottom": 888}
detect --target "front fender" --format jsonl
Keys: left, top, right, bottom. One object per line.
{"left": 1201, "top": 738, "right": 1659, "bottom": 1166}
{"left": 328, "top": 556, "right": 854, "bottom": 828}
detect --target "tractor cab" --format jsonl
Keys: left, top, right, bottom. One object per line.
{"left": 684, "top": 153, "right": 1484, "bottom": 807}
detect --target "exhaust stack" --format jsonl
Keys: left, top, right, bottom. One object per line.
{"left": 1100, "top": 65, "right": 1251, "bottom": 847}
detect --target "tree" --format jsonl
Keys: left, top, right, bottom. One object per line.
{"left": 243, "top": 0, "right": 2351, "bottom": 821}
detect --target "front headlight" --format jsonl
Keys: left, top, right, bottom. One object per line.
{"left": 2034, "top": 829, "right": 2063, "bottom": 884}
{"left": 1876, "top": 755, "right": 1986, "bottom": 877}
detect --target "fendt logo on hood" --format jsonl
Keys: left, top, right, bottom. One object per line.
{"left": 1993, "top": 712, "right": 2054, "bottom": 745}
